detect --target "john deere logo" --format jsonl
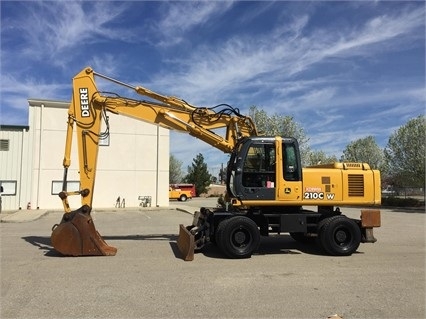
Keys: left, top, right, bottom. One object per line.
{"left": 79, "top": 88, "right": 90, "bottom": 117}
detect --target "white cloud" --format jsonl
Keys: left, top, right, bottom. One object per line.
{"left": 154, "top": 1, "right": 235, "bottom": 46}
{"left": 89, "top": 55, "right": 122, "bottom": 77}
{"left": 149, "top": 5, "right": 424, "bottom": 164}
{"left": 149, "top": 5, "right": 424, "bottom": 106}
{"left": 1, "top": 75, "right": 67, "bottom": 106}
{"left": 5, "top": 2, "right": 132, "bottom": 62}
{"left": 321, "top": 9, "right": 424, "bottom": 58}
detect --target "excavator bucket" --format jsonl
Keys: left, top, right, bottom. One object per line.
{"left": 177, "top": 224, "right": 195, "bottom": 261}
{"left": 51, "top": 205, "right": 117, "bottom": 256}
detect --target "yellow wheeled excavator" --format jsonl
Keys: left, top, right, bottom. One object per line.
{"left": 51, "top": 67, "right": 381, "bottom": 260}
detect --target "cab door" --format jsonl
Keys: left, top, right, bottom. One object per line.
{"left": 231, "top": 137, "right": 276, "bottom": 201}
{"left": 276, "top": 138, "right": 303, "bottom": 201}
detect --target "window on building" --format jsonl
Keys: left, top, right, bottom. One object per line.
{"left": 51, "top": 181, "right": 80, "bottom": 195}
{"left": 0, "top": 139, "right": 9, "bottom": 151}
{"left": 0, "top": 181, "right": 17, "bottom": 195}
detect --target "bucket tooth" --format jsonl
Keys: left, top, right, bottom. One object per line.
{"left": 51, "top": 205, "right": 117, "bottom": 256}
{"left": 177, "top": 224, "right": 195, "bottom": 261}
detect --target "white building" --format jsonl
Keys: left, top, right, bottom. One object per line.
{"left": 0, "top": 99, "right": 169, "bottom": 211}
{"left": 0, "top": 124, "right": 32, "bottom": 211}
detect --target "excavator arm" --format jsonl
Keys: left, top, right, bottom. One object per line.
{"left": 51, "top": 67, "right": 257, "bottom": 257}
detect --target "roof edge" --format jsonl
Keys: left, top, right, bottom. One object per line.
{"left": 27, "top": 98, "right": 70, "bottom": 109}
{"left": 0, "top": 124, "right": 30, "bottom": 131}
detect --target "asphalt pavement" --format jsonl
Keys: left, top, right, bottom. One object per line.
{"left": 1, "top": 198, "right": 425, "bottom": 319}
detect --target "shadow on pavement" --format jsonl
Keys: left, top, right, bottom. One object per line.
{"left": 21, "top": 235, "right": 62, "bottom": 257}
{"left": 198, "top": 235, "right": 326, "bottom": 259}
{"left": 22, "top": 233, "right": 351, "bottom": 259}
{"left": 22, "top": 234, "right": 180, "bottom": 257}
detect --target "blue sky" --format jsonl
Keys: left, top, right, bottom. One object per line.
{"left": 1, "top": 1, "right": 425, "bottom": 176}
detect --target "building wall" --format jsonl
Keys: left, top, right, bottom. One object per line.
{"left": 0, "top": 99, "right": 169, "bottom": 211}
{"left": 0, "top": 125, "right": 32, "bottom": 210}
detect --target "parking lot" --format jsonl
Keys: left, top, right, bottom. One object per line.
{"left": 1, "top": 198, "right": 425, "bottom": 319}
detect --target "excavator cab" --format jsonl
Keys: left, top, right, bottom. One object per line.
{"left": 228, "top": 137, "right": 277, "bottom": 201}
{"left": 226, "top": 136, "right": 302, "bottom": 202}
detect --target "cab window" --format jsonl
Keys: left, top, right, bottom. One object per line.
{"left": 242, "top": 143, "right": 276, "bottom": 187}
{"left": 283, "top": 142, "right": 300, "bottom": 181}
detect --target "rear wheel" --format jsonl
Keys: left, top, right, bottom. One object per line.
{"left": 216, "top": 216, "right": 260, "bottom": 259}
{"left": 179, "top": 194, "right": 187, "bottom": 202}
{"left": 318, "top": 215, "right": 361, "bottom": 256}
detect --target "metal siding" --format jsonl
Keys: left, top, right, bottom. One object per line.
{"left": 0, "top": 128, "right": 28, "bottom": 210}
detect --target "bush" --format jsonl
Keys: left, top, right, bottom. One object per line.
{"left": 381, "top": 196, "right": 424, "bottom": 208}
{"left": 208, "top": 193, "right": 221, "bottom": 198}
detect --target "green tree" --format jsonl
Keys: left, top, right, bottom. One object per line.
{"left": 249, "top": 106, "right": 311, "bottom": 165}
{"left": 169, "top": 154, "right": 183, "bottom": 184}
{"left": 305, "top": 150, "right": 338, "bottom": 166}
{"left": 384, "top": 116, "right": 426, "bottom": 188}
{"left": 218, "top": 165, "right": 227, "bottom": 184}
{"left": 341, "top": 136, "right": 385, "bottom": 170}
{"left": 183, "top": 153, "right": 212, "bottom": 195}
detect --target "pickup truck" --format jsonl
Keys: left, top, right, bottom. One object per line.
{"left": 169, "top": 187, "right": 192, "bottom": 202}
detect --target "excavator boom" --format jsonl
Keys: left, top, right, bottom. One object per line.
{"left": 51, "top": 67, "right": 257, "bottom": 257}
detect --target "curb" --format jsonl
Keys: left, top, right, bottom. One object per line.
{"left": 0, "top": 209, "right": 50, "bottom": 223}
{"left": 174, "top": 207, "right": 196, "bottom": 215}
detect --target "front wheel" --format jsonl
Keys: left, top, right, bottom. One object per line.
{"left": 215, "top": 216, "right": 260, "bottom": 259}
{"left": 318, "top": 215, "right": 361, "bottom": 256}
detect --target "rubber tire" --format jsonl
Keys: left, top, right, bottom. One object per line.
{"left": 318, "top": 215, "right": 361, "bottom": 256}
{"left": 215, "top": 216, "right": 260, "bottom": 259}
{"left": 315, "top": 218, "right": 329, "bottom": 250}
{"left": 179, "top": 194, "right": 187, "bottom": 202}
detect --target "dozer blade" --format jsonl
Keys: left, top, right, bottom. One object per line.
{"left": 51, "top": 205, "right": 117, "bottom": 256}
{"left": 177, "top": 224, "right": 195, "bottom": 261}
